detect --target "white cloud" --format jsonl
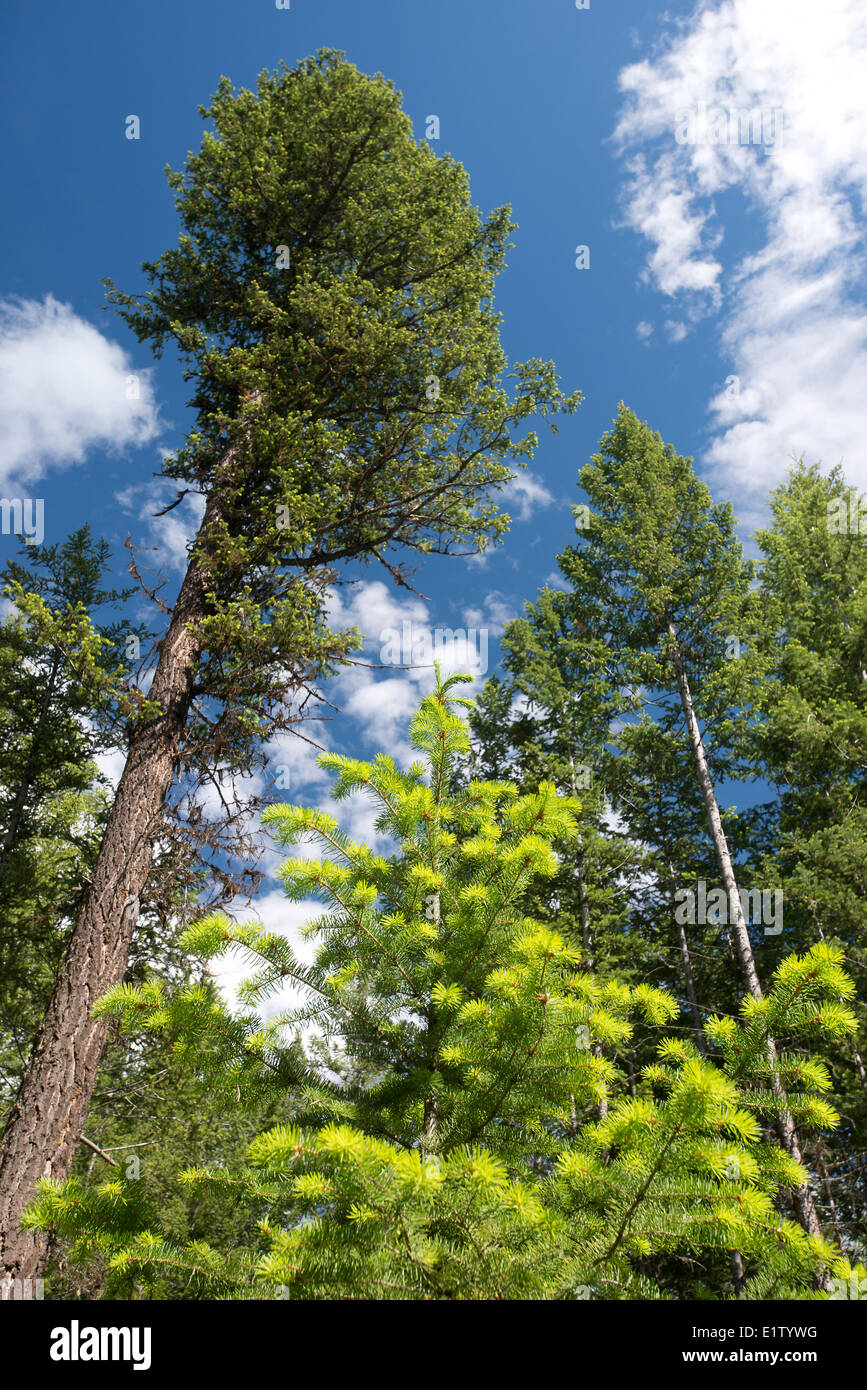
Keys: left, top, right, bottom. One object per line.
{"left": 664, "top": 320, "right": 690, "bottom": 344}
{"left": 176, "top": 569, "right": 505, "bottom": 1032}
{"left": 326, "top": 581, "right": 497, "bottom": 770}
{"left": 94, "top": 745, "right": 127, "bottom": 792}
{"left": 465, "top": 550, "right": 490, "bottom": 569}
{"left": 208, "top": 892, "right": 326, "bottom": 1020}
{"left": 501, "top": 471, "right": 555, "bottom": 522}
{"left": 115, "top": 478, "right": 205, "bottom": 574}
{"left": 212, "top": 575, "right": 498, "bottom": 980}
{"left": 617, "top": 154, "right": 724, "bottom": 304}
{"left": 264, "top": 728, "right": 333, "bottom": 796}
{"left": 0, "top": 295, "right": 161, "bottom": 488}
{"left": 613, "top": 0, "right": 867, "bottom": 522}
{"left": 326, "top": 579, "right": 428, "bottom": 654}
{"left": 339, "top": 670, "right": 423, "bottom": 769}
{"left": 543, "top": 569, "right": 569, "bottom": 592}
{"left": 463, "top": 590, "right": 517, "bottom": 637}
{"left": 193, "top": 763, "right": 266, "bottom": 826}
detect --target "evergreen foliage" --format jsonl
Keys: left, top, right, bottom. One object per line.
{"left": 0, "top": 529, "right": 141, "bottom": 1101}
{"left": 25, "top": 674, "right": 858, "bottom": 1299}
{"left": 747, "top": 462, "right": 867, "bottom": 1249}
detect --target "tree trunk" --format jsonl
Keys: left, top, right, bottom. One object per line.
{"left": 665, "top": 620, "right": 825, "bottom": 1244}
{"left": 0, "top": 489, "right": 224, "bottom": 1283}
{"left": 815, "top": 1148, "right": 839, "bottom": 1226}
{"left": 665, "top": 853, "right": 708, "bottom": 1056}
{"left": 568, "top": 761, "right": 595, "bottom": 971}
{"left": 575, "top": 854, "right": 595, "bottom": 972}
{"left": 849, "top": 1041, "right": 867, "bottom": 1092}
{"left": 566, "top": 767, "right": 607, "bottom": 1121}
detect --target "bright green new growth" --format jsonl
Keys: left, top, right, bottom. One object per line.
{"left": 26, "top": 673, "right": 858, "bottom": 1299}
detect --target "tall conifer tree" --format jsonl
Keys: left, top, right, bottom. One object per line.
{"left": 0, "top": 52, "right": 579, "bottom": 1280}
{"left": 750, "top": 462, "right": 867, "bottom": 1246}
{"left": 470, "top": 405, "right": 831, "bottom": 1245}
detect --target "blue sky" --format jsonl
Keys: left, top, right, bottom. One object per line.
{"left": 2, "top": 0, "right": 866, "bottom": 957}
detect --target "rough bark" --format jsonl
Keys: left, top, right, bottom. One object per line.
{"left": 0, "top": 489, "right": 224, "bottom": 1283}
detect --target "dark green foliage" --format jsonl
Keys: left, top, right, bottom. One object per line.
{"left": 101, "top": 50, "right": 580, "bottom": 781}
{"left": 747, "top": 463, "right": 867, "bottom": 1251}
{"left": 0, "top": 529, "right": 141, "bottom": 1100}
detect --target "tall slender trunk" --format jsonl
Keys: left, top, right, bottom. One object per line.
{"left": 660, "top": 809, "right": 742, "bottom": 1282}
{"left": 0, "top": 489, "right": 225, "bottom": 1282}
{"left": 568, "top": 763, "right": 606, "bottom": 1120}
{"left": 849, "top": 1042, "right": 867, "bottom": 1091}
{"left": 815, "top": 1149, "right": 839, "bottom": 1227}
{"left": 422, "top": 1096, "right": 439, "bottom": 1152}
{"left": 568, "top": 761, "right": 595, "bottom": 969}
{"left": 578, "top": 867, "right": 608, "bottom": 1124}
{"left": 422, "top": 883, "right": 440, "bottom": 1154}
{"left": 665, "top": 619, "right": 825, "bottom": 1244}
{"left": 664, "top": 852, "right": 708, "bottom": 1057}
{"left": 575, "top": 854, "right": 595, "bottom": 972}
